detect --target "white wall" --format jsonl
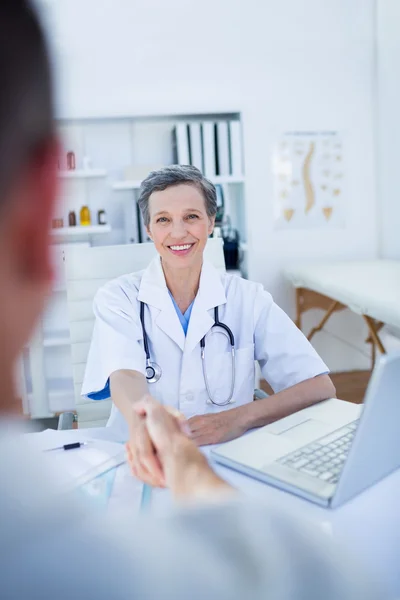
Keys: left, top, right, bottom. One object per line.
{"left": 376, "top": 0, "right": 400, "bottom": 259}
{"left": 37, "top": 0, "right": 378, "bottom": 372}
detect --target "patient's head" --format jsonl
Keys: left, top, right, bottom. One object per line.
{"left": 0, "top": 1, "right": 58, "bottom": 408}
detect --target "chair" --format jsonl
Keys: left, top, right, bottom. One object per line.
{"left": 61, "top": 238, "right": 226, "bottom": 429}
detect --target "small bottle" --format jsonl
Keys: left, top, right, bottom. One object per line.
{"left": 68, "top": 210, "right": 77, "bottom": 227}
{"left": 97, "top": 209, "right": 107, "bottom": 225}
{"left": 80, "top": 205, "right": 91, "bottom": 226}
{"left": 67, "top": 151, "right": 76, "bottom": 170}
{"left": 52, "top": 218, "right": 64, "bottom": 229}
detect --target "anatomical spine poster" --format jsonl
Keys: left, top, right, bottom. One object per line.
{"left": 273, "top": 131, "right": 345, "bottom": 229}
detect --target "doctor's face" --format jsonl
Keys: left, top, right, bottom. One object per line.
{"left": 146, "top": 184, "right": 214, "bottom": 270}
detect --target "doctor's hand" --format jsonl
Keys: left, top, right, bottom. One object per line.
{"left": 188, "top": 406, "right": 249, "bottom": 446}
{"left": 131, "top": 396, "right": 233, "bottom": 500}
{"left": 126, "top": 398, "right": 190, "bottom": 488}
{"left": 126, "top": 398, "right": 168, "bottom": 488}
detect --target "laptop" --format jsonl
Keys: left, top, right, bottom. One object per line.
{"left": 211, "top": 351, "right": 400, "bottom": 508}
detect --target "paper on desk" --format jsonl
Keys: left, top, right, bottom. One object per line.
{"left": 107, "top": 463, "right": 145, "bottom": 517}
{"left": 30, "top": 429, "right": 126, "bottom": 492}
{"left": 29, "top": 428, "right": 122, "bottom": 449}
{"left": 79, "top": 467, "right": 119, "bottom": 509}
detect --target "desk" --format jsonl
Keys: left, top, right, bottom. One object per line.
{"left": 39, "top": 426, "right": 400, "bottom": 599}
{"left": 285, "top": 260, "right": 400, "bottom": 367}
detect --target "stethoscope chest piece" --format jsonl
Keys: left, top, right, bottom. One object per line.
{"left": 146, "top": 360, "right": 162, "bottom": 384}
{"left": 140, "top": 301, "right": 162, "bottom": 383}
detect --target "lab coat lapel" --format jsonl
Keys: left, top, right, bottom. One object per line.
{"left": 185, "top": 261, "right": 227, "bottom": 354}
{"left": 137, "top": 257, "right": 185, "bottom": 351}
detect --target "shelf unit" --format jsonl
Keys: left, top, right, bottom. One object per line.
{"left": 112, "top": 175, "right": 245, "bottom": 191}
{"left": 112, "top": 180, "right": 142, "bottom": 191}
{"left": 51, "top": 225, "right": 111, "bottom": 237}
{"left": 58, "top": 169, "right": 107, "bottom": 179}
{"left": 24, "top": 111, "right": 247, "bottom": 421}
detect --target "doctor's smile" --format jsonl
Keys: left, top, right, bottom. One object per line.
{"left": 167, "top": 243, "right": 196, "bottom": 257}
{"left": 83, "top": 164, "right": 335, "bottom": 488}
{"left": 168, "top": 243, "right": 194, "bottom": 252}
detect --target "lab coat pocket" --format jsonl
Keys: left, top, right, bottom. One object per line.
{"left": 206, "top": 344, "right": 255, "bottom": 406}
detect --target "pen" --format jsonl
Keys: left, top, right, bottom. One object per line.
{"left": 44, "top": 442, "right": 91, "bottom": 452}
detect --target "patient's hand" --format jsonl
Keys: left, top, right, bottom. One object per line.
{"left": 130, "top": 396, "right": 234, "bottom": 500}
{"left": 125, "top": 397, "right": 166, "bottom": 488}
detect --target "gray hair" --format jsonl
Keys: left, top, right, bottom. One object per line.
{"left": 138, "top": 165, "right": 217, "bottom": 227}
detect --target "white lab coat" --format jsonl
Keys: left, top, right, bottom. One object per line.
{"left": 82, "top": 256, "right": 328, "bottom": 438}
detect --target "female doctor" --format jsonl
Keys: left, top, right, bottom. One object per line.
{"left": 82, "top": 165, "right": 335, "bottom": 488}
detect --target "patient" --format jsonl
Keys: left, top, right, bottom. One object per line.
{"left": 0, "top": 2, "right": 381, "bottom": 599}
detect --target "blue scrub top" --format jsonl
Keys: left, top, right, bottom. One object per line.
{"left": 87, "top": 292, "right": 194, "bottom": 400}
{"left": 168, "top": 291, "right": 194, "bottom": 336}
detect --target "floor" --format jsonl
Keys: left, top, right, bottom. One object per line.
{"left": 329, "top": 370, "right": 371, "bottom": 404}
{"left": 260, "top": 370, "right": 371, "bottom": 405}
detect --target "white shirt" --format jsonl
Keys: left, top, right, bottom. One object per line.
{"left": 82, "top": 257, "right": 328, "bottom": 439}
{"left": 0, "top": 423, "right": 379, "bottom": 600}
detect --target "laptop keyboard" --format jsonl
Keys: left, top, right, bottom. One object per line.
{"left": 277, "top": 420, "right": 359, "bottom": 485}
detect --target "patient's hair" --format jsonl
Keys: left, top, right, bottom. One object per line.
{"left": 138, "top": 165, "right": 218, "bottom": 227}
{"left": 0, "top": 1, "right": 54, "bottom": 204}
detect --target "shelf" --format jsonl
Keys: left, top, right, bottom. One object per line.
{"left": 112, "top": 174, "right": 245, "bottom": 191}
{"left": 58, "top": 169, "right": 107, "bottom": 179}
{"left": 113, "top": 180, "right": 142, "bottom": 191}
{"left": 51, "top": 225, "right": 111, "bottom": 237}
{"left": 212, "top": 175, "right": 245, "bottom": 184}
{"left": 43, "top": 331, "right": 70, "bottom": 348}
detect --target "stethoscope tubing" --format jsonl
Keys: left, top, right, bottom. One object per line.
{"left": 140, "top": 302, "right": 235, "bottom": 405}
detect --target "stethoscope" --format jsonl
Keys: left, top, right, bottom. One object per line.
{"left": 139, "top": 302, "right": 235, "bottom": 406}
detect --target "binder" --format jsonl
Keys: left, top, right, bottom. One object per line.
{"left": 215, "top": 184, "right": 225, "bottom": 223}
{"left": 188, "top": 122, "right": 203, "bottom": 171}
{"left": 173, "top": 123, "right": 190, "bottom": 164}
{"left": 229, "top": 120, "right": 244, "bottom": 176}
{"left": 201, "top": 122, "right": 216, "bottom": 178}
{"left": 216, "top": 121, "right": 230, "bottom": 176}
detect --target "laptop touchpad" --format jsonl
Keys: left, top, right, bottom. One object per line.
{"left": 280, "top": 419, "right": 334, "bottom": 446}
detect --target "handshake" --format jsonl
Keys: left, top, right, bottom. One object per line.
{"left": 125, "top": 396, "right": 233, "bottom": 500}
